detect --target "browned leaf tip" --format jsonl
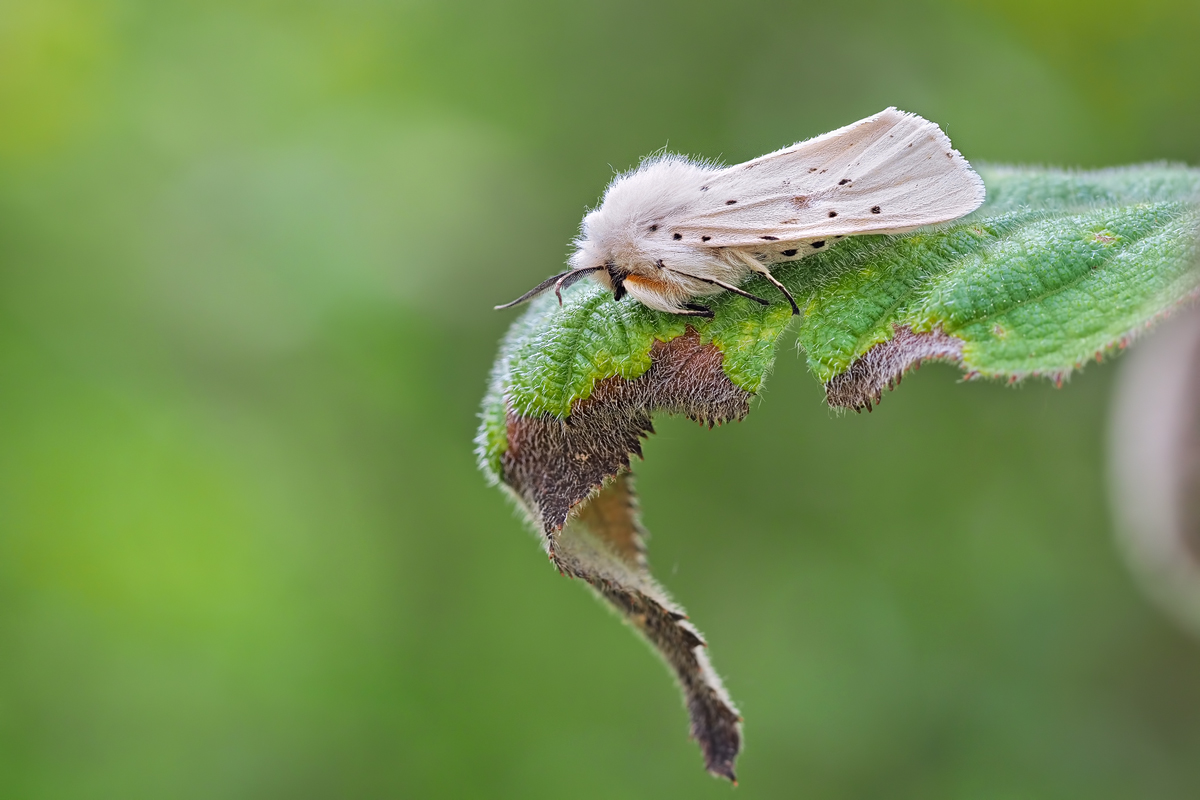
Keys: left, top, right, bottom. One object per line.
{"left": 554, "top": 474, "right": 743, "bottom": 782}
{"left": 501, "top": 328, "right": 752, "bottom": 538}
{"left": 824, "top": 325, "right": 965, "bottom": 411}
{"left": 498, "top": 329, "right": 749, "bottom": 780}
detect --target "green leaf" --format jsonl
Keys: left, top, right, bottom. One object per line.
{"left": 476, "top": 272, "right": 792, "bottom": 482}
{"left": 798, "top": 165, "right": 1200, "bottom": 396}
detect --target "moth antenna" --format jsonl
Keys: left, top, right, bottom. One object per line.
{"left": 731, "top": 251, "right": 800, "bottom": 315}
{"left": 553, "top": 266, "right": 603, "bottom": 305}
{"left": 494, "top": 269, "right": 574, "bottom": 310}
{"left": 660, "top": 266, "right": 770, "bottom": 306}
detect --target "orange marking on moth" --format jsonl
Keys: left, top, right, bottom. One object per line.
{"left": 624, "top": 274, "right": 670, "bottom": 293}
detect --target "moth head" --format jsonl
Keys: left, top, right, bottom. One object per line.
{"left": 604, "top": 261, "right": 628, "bottom": 301}
{"left": 570, "top": 231, "right": 626, "bottom": 301}
{"left": 568, "top": 259, "right": 625, "bottom": 301}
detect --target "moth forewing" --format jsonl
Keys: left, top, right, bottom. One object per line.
{"left": 672, "top": 107, "right": 985, "bottom": 249}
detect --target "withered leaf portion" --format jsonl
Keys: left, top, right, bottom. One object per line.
{"left": 825, "top": 325, "right": 964, "bottom": 411}
{"left": 497, "top": 330, "right": 749, "bottom": 780}
{"left": 557, "top": 473, "right": 743, "bottom": 782}
{"left": 501, "top": 330, "right": 750, "bottom": 536}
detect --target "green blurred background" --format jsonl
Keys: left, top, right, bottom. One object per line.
{"left": 2, "top": 0, "right": 1200, "bottom": 797}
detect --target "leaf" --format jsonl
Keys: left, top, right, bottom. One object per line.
{"left": 476, "top": 164, "right": 1200, "bottom": 780}
{"left": 805, "top": 165, "right": 1200, "bottom": 407}
{"left": 554, "top": 472, "right": 743, "bottom": 781}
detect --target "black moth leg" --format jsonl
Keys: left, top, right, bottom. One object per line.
{"left": 758, "top": 270, "right": 800, "bottom": 316}
{"left": 607, "top": 261, "right": 629, "bottom": 301}
{"left": 731, "top": 251, "right": 801, "bottom": 316}
{"left": 680, "top": 303, "right": 715, "bottom": 318}
{"left": 660, "top": 266, "right": 770, "bottom": 307}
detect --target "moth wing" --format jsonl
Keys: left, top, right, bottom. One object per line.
{"left": 669, "top": 108, "right": 985, "bottom": 247}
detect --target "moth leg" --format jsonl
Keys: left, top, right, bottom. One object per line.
{"left": 660, "top": 266, "right": 770, "bottom": 306}
{"left": 731, "top": 251, "right": 800, "bottom": 316}
{"left": 679, "top": 303, "right": 715, "bottom": 318}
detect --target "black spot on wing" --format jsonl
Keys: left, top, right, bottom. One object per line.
{"left": 838, "top": 179, "right": 851, "bottom": 185}
{"left": 828, "top": 211, "right": 837, "bottom": 218}
{"left": 672, "top": 233, "right": 682, "bottom": 240}
{"left": 811, "top": 241, "right": 825, "bottom": 248}
{"left": 760, "top": 236, "right": 778, "bottom": 241}
{"left": 725, "top": 199, "right": 737, "bottom": 205}
{"left": 871, "top": 206, "right": 881, "bottom": 214}
{"left": 701, "top": 235, "right": 711, "bottom": 242}
{"left": 781, "top": 249, "right": 798, "bottom": 257}
{"left": 648, "top": 224, "right": 658, "bottom": 232}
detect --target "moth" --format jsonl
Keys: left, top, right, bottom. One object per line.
{"left": 497, "top": 107, "right": 985, "bottom": 317}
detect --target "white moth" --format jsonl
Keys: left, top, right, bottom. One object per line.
{"left": 497, "top": 107, "right": 985, "bottom": 317}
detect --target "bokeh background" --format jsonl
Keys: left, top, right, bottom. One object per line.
{"left": 2, "top": 0, "right": 1200, "bottom": 797}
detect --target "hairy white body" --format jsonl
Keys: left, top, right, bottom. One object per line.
{"left": 498, "top": 107, "right": 985, "bottom": 317}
